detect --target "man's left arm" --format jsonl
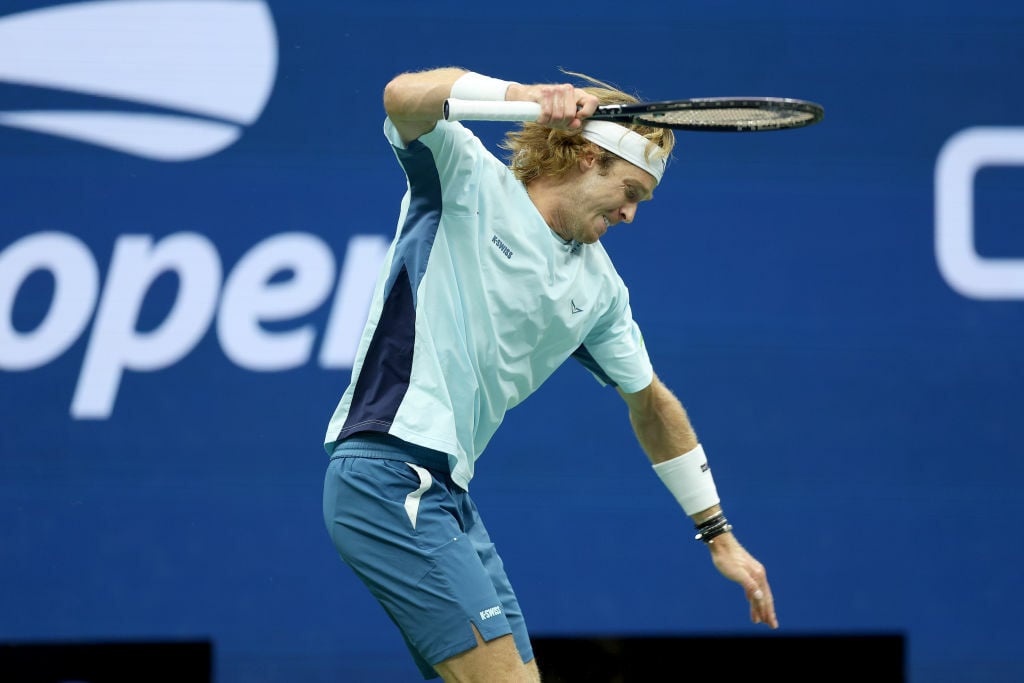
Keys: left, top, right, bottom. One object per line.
{"left": 618, "top": 374, "right": 779, "bottom": 628}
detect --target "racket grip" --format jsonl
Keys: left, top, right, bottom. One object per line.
{"left": 443, "top": 99, "right": 542, "bottom": 122}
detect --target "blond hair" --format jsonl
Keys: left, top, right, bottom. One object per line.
{"left": 499, "top": 70, "right": 675, "bottom": 183}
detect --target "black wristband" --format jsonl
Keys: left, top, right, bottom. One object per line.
{"left": 694, "top": 513, "right": 732, "bottom": 544}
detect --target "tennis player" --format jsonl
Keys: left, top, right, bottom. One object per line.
{"left": 322, "top": 66, "right": 778, "bottom": 682}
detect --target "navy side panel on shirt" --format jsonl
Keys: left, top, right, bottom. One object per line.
{"left": 337, "top": 265, "right": 416, "bottom": 439}
{"left": 336, "top": 139, "right": 443, "bottom": 441}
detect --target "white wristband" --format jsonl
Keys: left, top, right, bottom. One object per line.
{"left": 652, "top": 444, "right": 720, "bottom": 516}
{"left": 450, "top": 71, "right": 514, "bottom": 102}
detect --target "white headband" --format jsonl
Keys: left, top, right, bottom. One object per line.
{"left": 581, "top": 120, "right": 667, "bottom": 183}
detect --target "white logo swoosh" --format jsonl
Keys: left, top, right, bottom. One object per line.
{"left": 0, "top": 110, "right": 240, "bottom": 161}
{"left": 0, "top": 0, "right": 278, "bottom": 160}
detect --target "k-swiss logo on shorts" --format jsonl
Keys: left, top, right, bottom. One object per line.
{"left": 479, "top": 605, "right": 502, "bottom": 620}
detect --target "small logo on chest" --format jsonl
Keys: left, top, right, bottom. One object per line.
{"left": 570, "top": 299, "right": 584, "bottom": 315}
{"left": 491, "top": 234, "right": 513, "bottom": 259}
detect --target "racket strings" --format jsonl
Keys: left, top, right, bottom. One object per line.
{"left": 639, "top": 107, "right": 817, "bottom": 130}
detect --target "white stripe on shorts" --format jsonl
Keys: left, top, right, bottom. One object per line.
{"left": 404, "top": 463, "right": 433, "bottom": 528}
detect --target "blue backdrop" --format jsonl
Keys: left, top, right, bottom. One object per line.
{"left": 2, "top": 1, "right": 1022, "bottom": 681}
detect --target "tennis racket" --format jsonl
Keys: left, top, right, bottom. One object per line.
{"left": 444, "top": 96, "right": 824, "bottom": 132}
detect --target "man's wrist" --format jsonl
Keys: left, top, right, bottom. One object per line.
{"left": 652, "top": 444, "right": 720, "bottom": 515}
{"left": 450, "top": 72, "right": 515, "bottom": 101}
{"left": 691, "top": 505, "right": 723, "bottom": 526}
{"left": 694, "top": 511, "right": 733, "bottom": 544}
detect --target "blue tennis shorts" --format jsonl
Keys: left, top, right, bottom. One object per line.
{"left": 322, "top": 433, "right": 534, "bottom": 679}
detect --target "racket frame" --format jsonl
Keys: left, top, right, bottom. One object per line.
{"left": 443, "top": 96, "right": 824, "bottom": 132}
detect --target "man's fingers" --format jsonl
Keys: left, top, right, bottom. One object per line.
{"left": 576, "top": 95, "right": 599, "bottom": 119}
{"left": 560, "top": 84, "right": 579, "bottom": 120}
{"left": 748, "top": 583, "right": 778, "bottom": 629}
{"left": 534, "top": 84, "right": 590, "bottom": 128}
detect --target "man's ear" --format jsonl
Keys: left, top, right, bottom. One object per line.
{"left": 579, "top": 149, "right": 597, "bottom": 172}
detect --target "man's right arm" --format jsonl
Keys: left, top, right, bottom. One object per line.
{"left": 383, "top": 67, "right": 600, "bottom": 144}
{"left": 383, "top": 67, "right": 468, "bottom": 144}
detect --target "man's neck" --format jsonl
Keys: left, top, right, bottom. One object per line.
{"left": 525, "top": 179, "right": 571, "bottom": 242}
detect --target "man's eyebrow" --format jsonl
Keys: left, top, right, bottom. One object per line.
{"left": 627, "top": 179, "right": 654, "bottom": 201}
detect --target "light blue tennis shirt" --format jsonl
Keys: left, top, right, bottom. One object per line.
{"left": 324, "top": 117, "right": 653, "bottom": 490}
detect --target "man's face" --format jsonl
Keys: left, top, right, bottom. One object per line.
{"left": 558, "top": 158, "right": 657, "bottom": 244}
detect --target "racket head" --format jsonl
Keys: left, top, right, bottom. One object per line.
{"left": 599, "top": 97, "right": 825, "bottom": 132}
